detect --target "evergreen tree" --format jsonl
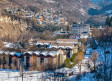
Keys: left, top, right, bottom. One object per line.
{"left": 105, "top": 17, "right": 111, "bottom": 27}
{"left": 67, "top": 25, "right": 71, "bottom": 31}
{"left": 71, "top": 53, "right": 77, "bottom": 62}
{"left": 65, "top": 58, "right": 71, "bottom": 68}
{"left": 110, "top": 16, "right": 112, "bottom": 21}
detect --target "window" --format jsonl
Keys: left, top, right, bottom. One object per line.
{"left": 40, "top": 58, "right": 44, "bottom": 64}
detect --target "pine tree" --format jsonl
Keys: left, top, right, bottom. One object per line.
{"left": 105, "top": 17, "right": 111, "bottom": 27}
{"left": 65, "top": 58, "right": 71, "bottom": 68}
{"left": 110, "top": 16, "right": 112, "bottom": 21}
{"left": 67, "top": 25, "right": 71, "bottom": 31}
{"left": 71, "top": 53, "right": 77, "bottom": 62}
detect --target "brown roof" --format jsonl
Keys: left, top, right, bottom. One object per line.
{"left": 37, "top": 40, "right": 55, "bottom": 43}
{"left": 2, "top": 48, "right": 60, "bottom": 52}
{"left": 2, "top": 48, "right": 21, "bottom": 52}
{"left": 28, "top": 47, "right": 59, "bottom": 51}
{"left": 51, "top": 42, "right": 74, "bottom": 46}
{"left": 56, "top": 39, "right": 78, "bottom": 42}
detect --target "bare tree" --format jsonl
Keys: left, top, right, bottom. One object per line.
{"left": 90, "top": 51, "right": 99, "bottom": 71}
{"left": 4, "top": 64, "right": 10, "bottom": 81}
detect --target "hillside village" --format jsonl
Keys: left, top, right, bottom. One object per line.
{"left": 2, "top": 8, "right": 68, "bottom": 26}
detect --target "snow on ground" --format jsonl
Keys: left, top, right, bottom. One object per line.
{"left": 67, "top": 73, "right": 97, "bottom": 81}
{"left": 68, "top": 41, "right": 112, "bottom": 81}
{"left": 0, "top": 70, "right": 67, "bottom": 81}
{"left": 0, "top": 70, "right": 55, "bottom": 81}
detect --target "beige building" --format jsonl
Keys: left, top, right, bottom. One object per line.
{"left": 24, "top": 49, "right": 66, "bottom": 69}
{"left": 36, "top": 39, "right": 79, "bottom": 58}
{"left": 0, "top": 48, "right": 66, "bottom": 70}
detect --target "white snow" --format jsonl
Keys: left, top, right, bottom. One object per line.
{"left": 79, "top": 8, "right": 86, "bottom": 16}
{"left": 10, "top": 52, "right": 16, "bottom": 56}
{"left": 105, "top": 10, "right": 112, "bottom": 13}
{"left": 4, "top": 42, "right": 14, "bottom": 48}
{"left": 0, "top": 50, "right": 4, "bottom": 54}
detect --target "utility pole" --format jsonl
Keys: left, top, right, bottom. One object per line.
{"left": 20, "top": 49, "right": 24, "bottom": 81}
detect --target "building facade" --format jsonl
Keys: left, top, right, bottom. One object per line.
{"left": 0, "top": 49, "right": 66, "bottom": 70}
{"left": 71, "top": 24, "right": 90, "bottom": 36}
{"left": 36, "top": 39, "right": 79, "bottom": 58}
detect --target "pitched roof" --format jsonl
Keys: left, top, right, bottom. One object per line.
{"left": 0, "top": 48, "right": 62, "bottom": 57}
{"left": 25, "top": 49, "right": 61, "bottom": 57}
{"left": 56, "top": 39, "right": 78, "bottom": 42}
{"left": 51, "top": 42, "right": 74, "bottom": 46}
{"left": 37, "top": 40, "right": 55, "bottom": 43}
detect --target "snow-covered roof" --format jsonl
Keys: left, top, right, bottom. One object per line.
{"left": 34, "top": 51, "right": 40, "bottom": 55}
{"left": 0, "top": 49, "right": 63, "bottom": 57}
{"left": 4, "top": 51, "right": 10, "bottom": 55}
{"left": 0, "top": 51, "right": 21, "bottom": 56}
{"left": 24, "top": 49, "right": 61, "bottom": 57}
{"left": 40, "top": 51, "right": 48, "bottom": 56}
{"left": 10, "top": 52, "right": 16, "bottom": 55}
{"left": 0, "top": 51, "right": 4, "bottom": 54}
{"left": 48, "top": 51, "right": 58, "bottom": 56}
{"left": 27, "top": 51, "right": 33, "bottom": 55}
{"left": 36, "top": 43, "right": 45, "bottom": 45}
{"left": 51, "top": 45, "right": 74, "bottom": 49}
